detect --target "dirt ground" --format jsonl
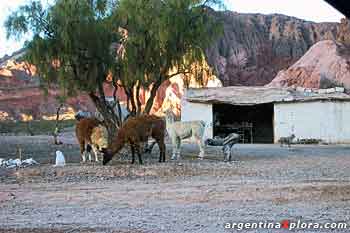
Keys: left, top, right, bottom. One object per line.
{"left": 1, "top": 133, "right": 350, "bottom": 233}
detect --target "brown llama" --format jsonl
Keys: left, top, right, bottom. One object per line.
{"left": 75, "top": 118, "right": 108, "bottom": 162}
{"left": 102, "top": 115, "right": 166, "bottom": 165}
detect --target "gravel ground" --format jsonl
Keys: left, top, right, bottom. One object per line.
{"left": 1, "top": 134, "right": 350, "bottom": 233}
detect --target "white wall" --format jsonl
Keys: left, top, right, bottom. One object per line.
{"left": 274, "top": 101, "right": 350, "bottom": 144}
{"left": 181, "top": 99, "right": 213, "bottom": 139}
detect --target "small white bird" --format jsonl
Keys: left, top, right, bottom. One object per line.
{"left": 55, "top": 151, "right": 66, "bottom": 167}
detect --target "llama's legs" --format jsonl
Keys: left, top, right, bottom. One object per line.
{"left": 171, "top": 137, "right": 180, "bottom": 160}
{"left": 176, "top": 146, "right": 181, "bottom": 160}
{"left": 171, "top": 147, "right": 176, "bottom": 160}
{"left": 130, "top": 145, "right": 135, "bottom": 164}
{"left": 223, "top": 145, "right": 231, "bottom": 162}
{"left": 228, "top": 146, "right": 232, "bottom": 162}
{"left": 82, "top": 151, "right": 87, "bottom": 163}
{"left": 86, "top": 144, "right": 93, "bottom": 162}
{"left": 175, "top": 138, "right": 182, "bottom": 160}
{"left": 156, "top": 139, "right": 166, "bottom": 162}
{"left": 91, "top": 146, "right": 99, "bottom": 162}
{"left": 161, "top": 141, "right": 166, "bottom": 162}
{"left": 162, "top": 143, "right": 166, "bottom": 162}
{"left": 96, "top": 151, "right": 100, "bottom": 162}
{"left": 196, "top": 138, "right": 205, "bottom": 159}
{"left": 79, "top": 142, "right": 86, "bottom": 163}
{"left": 135, "top": 145, "right": 143, "bottom": 164}
{"left": 145, "top": 141, "right": 156, "bottom": 154}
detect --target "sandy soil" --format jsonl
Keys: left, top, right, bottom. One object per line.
{"left": 1, "top": 134, "right": 350, "bottom": 233}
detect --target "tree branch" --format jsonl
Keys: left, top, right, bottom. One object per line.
{"left": 135, "top": 80, "right": 142, "bottom": 115}
{"left": 143, "top": 75, "right": 163, "bottom": 114}
{"left": 112, "top": 82, "right": 122, "bottom": 126}
{"left": 166, "top": 70, "right": 191, "bottom": 79}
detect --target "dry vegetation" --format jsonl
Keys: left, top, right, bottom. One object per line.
{"left": 1, "top": 133, "right": 350, "bottom": 233}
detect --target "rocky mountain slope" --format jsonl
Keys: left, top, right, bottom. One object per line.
{"left": 0, "top": 11, "right": 342, "bottom": 120}
{"left": 207, "top": 11, "right": 338, "bottom": 86}
{"left": 267, "top": 40, "right": 350, "bottom": 90}
{"left": 0, "top": 58, "right": 96, "bottom": 121}
{"left": 0, "top": 54, "right": 221, "bottom": 121}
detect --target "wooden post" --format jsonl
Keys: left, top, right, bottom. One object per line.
{"left": 18, "top": 147, "right": 22, "bottom": 161}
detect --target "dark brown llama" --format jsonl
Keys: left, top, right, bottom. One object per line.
{"left": 102, "top": 115, "right": 166, "bottom": 165}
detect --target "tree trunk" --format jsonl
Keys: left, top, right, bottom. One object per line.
{"left": 89, "top": 92, "right": 119, "bottom": 144}
{"left": 143, "top": 76, "right": 163, "bottom": 114}
{"left": 126, "top": 95, "right": 131, "bottom": 113}
{"left": 53, "top": 103, "right": 63, "bottom": 145}
{"left": 125, "top": 86, "right": 136, "bottom": 116}
{"left": 112, "top": 84, "right": 122, "bottom": 126}
{"left": 136, "top": 81, "right": 142, "bottom": 116}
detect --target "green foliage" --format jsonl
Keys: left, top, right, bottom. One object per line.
{"left": 115, "top": 0, "right": 224, "bottom": 84}
{"left": 5, "top": 0, "right": 224, "bottom": 118}
{"left": 6, "top": 0, "right": 119, "bottom": 94}
{"left": 114, "top": 0, "right": 224, "bottom": 113}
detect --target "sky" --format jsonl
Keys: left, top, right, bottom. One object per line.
{"left": 0, "top": 0, "right": 345, "bottom": 58}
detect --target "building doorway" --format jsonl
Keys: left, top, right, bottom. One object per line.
{"left": 213, "top": 103, "right": 274, "bottom": 143}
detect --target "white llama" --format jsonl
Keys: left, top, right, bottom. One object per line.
{"left": 164, "top": 109, "right": 206, "bottom": 160}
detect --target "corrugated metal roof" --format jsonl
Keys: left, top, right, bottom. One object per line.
{"left": 185, "top": 86, "right": 350, "bottom": 105}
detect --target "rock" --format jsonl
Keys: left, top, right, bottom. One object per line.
{"left": 22, "top": 158, "right": 39, "bottom": 166}
{"left": 336, "top": 87, "right": 345, "bottom": 92}
{"left": 206, "top": 12, "right": 337, "bottom": 86}
{"left": 318, "top": 89, "right": 327, "bottom": 94}
{"left": 0, "top": 54, "right": 96, "bottom": 121}
{"left": 267, "top": 40, "right": 350, "bottom": 91}
{"left": 326, "top": 88, "right": 336, "bottom": 93}
{"left": 0, "top": 158, "right": 39, "bottom": 168}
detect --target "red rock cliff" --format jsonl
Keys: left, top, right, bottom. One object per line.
{"left": 267, "top": 40, "right": 350, "bottom": 90}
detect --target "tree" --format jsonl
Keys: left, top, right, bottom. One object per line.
{"left": 5, "top": 0, "right": 224, "bottom": 140}
{"left": 53, "top": 95, "right": 67, "bottom": 145}
{"left": 114, "top": 0, "right": 224, "bottom": 114}
{"left": 6, "top": 0, "right": 123, "bottom": 139}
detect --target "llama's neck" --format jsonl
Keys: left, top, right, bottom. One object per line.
{"left": 109, "top": 132, "right": 126, "bottom": 155}
{"left": 165, "top": 113, "right": 175, "bottom": 125}
{"left": 165, "top": 113, "right": 177, "bottom": 134}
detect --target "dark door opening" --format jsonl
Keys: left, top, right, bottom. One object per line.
{"left": 213, "top": 103, "right": 274, "bottom": 143}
